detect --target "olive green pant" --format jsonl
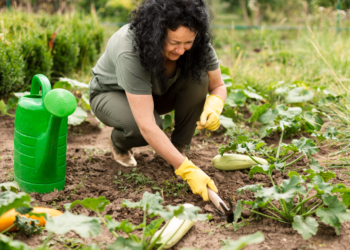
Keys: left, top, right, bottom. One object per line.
{"left": 89, "top": 73, "right": 209, "bottom": 152}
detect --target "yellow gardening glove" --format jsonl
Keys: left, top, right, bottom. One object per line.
{"left": 175, "top": 157, "right": 218, "bottom": 201}
{"left": 196, "top": 95, "right": 224, "bottom": 131}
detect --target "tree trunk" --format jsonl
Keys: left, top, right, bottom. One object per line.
{"left": 239, "top": 0, "right": 251, "bottom": 25}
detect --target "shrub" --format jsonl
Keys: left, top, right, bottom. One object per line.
{"left": 50, "top": 31, "right": 79, "bottom": 78}
{"left": 0, "top": 41, "right": 25, "bottom": 97}
{"left": 20, "top": 33, "right": 53, "bottom": 84}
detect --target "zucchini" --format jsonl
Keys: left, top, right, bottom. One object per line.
{"left": 212, "top": 153, "right": 268, "bottom": 171}
{"left": 152, "top": 204, "right": 195, "bottom": 249}
{"left": 0, "top": 207, "right": 63, "bottom": 232}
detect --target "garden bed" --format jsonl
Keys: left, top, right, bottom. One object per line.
{"left": 1, "top": 114, "right": 350, "bottom": 250}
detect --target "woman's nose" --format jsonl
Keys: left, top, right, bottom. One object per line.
{"left": 175, "top": 46, "right": 185, "bottom": 55}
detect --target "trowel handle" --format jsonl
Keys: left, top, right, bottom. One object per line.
{"left": 207, "top": 187, "right": 229, "bottom": 212}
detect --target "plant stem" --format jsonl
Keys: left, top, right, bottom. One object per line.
{"left": 291, "top": 195, "right": 318, "bottom": 214}
{"left": 285, "top": 155, "right": 304, "bottom": 168}
{"left": 259, "top": 149, "right": 274, "bottom": 161}
{"left": 96, "top": 211, "right": 119, "bottom": 238}
{"left": 268, "top": 175, "right": 276, "bottom": 187}
{"left": 281, "top": 152, "right": 296, "bottom": 163}
{"left": 157, "top": 220, "right": 186, "bottom": 250}
{"left": 0, "top": 224, "right": 15, "bottom": 234}
{"left": 42, "top": 232, "right": 55, "bottom": 248}
{"left": 245, "top": 208, "right": 288, "bottom": 223}
{"left": 265, "top": 208, "right": 284, "bottom": 220}
{"left": 246, "top": 153, "right": 261, "bottom": 165}
{"left": 281, "top": 200, "right": 292, "bottom": 221}
{"left": 276, "top": 129, "right": 284, "bottom": 161}
{"left": 300, "top": 205, "right": 324, "bottom": 217}
{"left": 141, "top": 208, "right": 147, "bottom": 247}
{"left": 146, "top": 220, "right": 170, "bottom": 250}
{"left": 304, "top": 202, "right": 322, "bottom": 215}
{"left": 267, "top": 201, "right": 286, "bottom": 218}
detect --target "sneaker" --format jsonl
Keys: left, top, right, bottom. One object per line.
{"left": 109, "top": 137, "right": 137, "bottom": 167}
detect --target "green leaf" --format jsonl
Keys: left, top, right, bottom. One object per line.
{"left": 279, "top": 175, "right": 307, "bottom": 197}
{"left": 237, "top": 184, "right": 262, "bottom": 195}
{"left": 70, "top": 196, "right": 110, "bottom": 213}
{"left": 220, "top": 231, "right": 264, "bottom": 250}
{"left": 292, "top": 215, "right": 318, "bottom": 240}
{"left": 303, "top": 112, "right": 324, "bottom": 132}
{"left": 258, "top": 109, "right": 279, "bottom": 124}
{"left": 288, "top": 171, "right": 300, "bottom": 178}
{"left": 144, "top": 218, "right": 164, "bottom": 237}
{"left": 161, "top": 114, "right": 173, "bottom": 131}
{"left": 0, "top": 191, "right": 31, "bottom": 217}
{"left": 45, "top": 211, "right": 101, "bottom": 237}
{"left": 249, "top": 164, "right": 274, "bottom": 178}
{"left": 285, "top": 87, "right": 314, "bottom": 103}
{"left": 107, "top": 237, "right": 143, "bottom": 250}
{"left": 58, "top": 77, "right": 89, "bottom": 89}
{"left": 226, "top": 90, "right": 246, "bottom": 107}
{"left": 105, "top": 217, "right": 139, "bottom": 234}
{"left": 6, "top": 97, "right": 18, "bottom": 112}
{"left": 14, "top": 215, "right": 41, "bottom": 236}
{"left": 316, "top": 194, "right": 350, "bottom": 235}
{"left": 311, "top": 175, "right": 332, "bottom": 195}
{"left": 291, "top": 137, "right": 318, "bottom": 155}
{"left": 53, "top": 81, "right": 73, "bottom": 90}
{"left": 0, "top": 234, "right": 32, "bottom": 250}
{"left": 81, "top": 92, "right": 91, "bottom": 111}
{"left": 309, "top": 158, "right": 324, "bottom": 173}
{"left": 15, "top": 206, "right": 33, "bottom": 214}
{"left": 68, "top": 106, "right": 87, "bottom": 126}
{"left": 219, "top": 115, "right": 236, "bottom": 129}
{"left": 243, "top": 89, "right": 263, "bottom": 101}
{"left": 342, "top": 193, "right": 350, "bottom": 207}
{"left": 276, "top": 105, "right": 302, "bottom": 119}
{"left": 249, "top": 103, "right": 270, "bottom": 123}
{"left": 324, "top": 127, "right": 339, "bottom": 140}
{"left": 0, "top": 182, "right": 20, "bottom": 193}
{"left": 122, "top": 192, "right": 163, "bottom": 216}
{"left": 233, "top": 200, "right": 243, "bottom": 224}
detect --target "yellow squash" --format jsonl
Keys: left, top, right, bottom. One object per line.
{"left": 0, "top": 207, "right": 63, "bottom": 232}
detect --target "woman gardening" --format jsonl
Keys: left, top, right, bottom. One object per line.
{"left": 89, "top": 0, "right": 227, "bottom": 201}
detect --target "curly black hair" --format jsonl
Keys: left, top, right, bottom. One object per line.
{"left": 129, "top": 0, "right": 212, "bottom": 84}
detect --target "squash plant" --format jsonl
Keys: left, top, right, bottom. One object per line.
{"left": 219, "top": 124, "right": 350, "bottom": 239}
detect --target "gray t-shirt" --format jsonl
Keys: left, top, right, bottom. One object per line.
{"left": 90, "top": 24, "right": 219, "bottom": 95}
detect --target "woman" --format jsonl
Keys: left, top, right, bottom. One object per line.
{"left": 89, "top": 0, "right": 227, "bottom": 201}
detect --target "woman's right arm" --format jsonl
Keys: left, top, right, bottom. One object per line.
{"left": 125, "top": 91, "right": 185, "bottom": 169}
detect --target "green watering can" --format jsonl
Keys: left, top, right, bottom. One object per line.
{"left": 14, "top": 74, "right": 77, "bottom": 194}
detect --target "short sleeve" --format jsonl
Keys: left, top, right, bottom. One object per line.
{"left": 206, "top": 44, "right": 220, "bottom": 72}
{"left": 115, "top": 52, "right": 152, "bottom": 95}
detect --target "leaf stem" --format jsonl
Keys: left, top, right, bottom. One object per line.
{"left": 157, "top": 220, "right": 186, "bottom": 250}
{"left": 245, "top": 208, "right": 288, "bottom": 224}
{"left": 141, "top": 208, "right": 147, "bottom": 247}
{"left": 291, "top": 195, "right": 318, "bottom": 214}
{"left": 146, "top": 220, "right": 170, "bottom": 250}
{"left": 300, "top": 204, "right": 324, "bottom": 217}
{"left": 276, "top": 129, "right": 284, "bottom": 161}
{"left": 42, "top": 232, "right": 55, "bottom": 248}
{"left": 281, "top": 152, "right": 296, "bottom": 163}
{"left": 259, "top": 149, "right": 274, "bottom": 161}
{"left": 246, "top": 153, "right": 261, "bottom": 165}
{"left": 285, "top": 155, "right": 304, "bottom": 168}
{"left": 96, "top": 211, "right": 119, "bottom": 238}
{"left": 267, "top": 201, "right": 286, "bottom": 218}
{"left": 0, "top": 224, "right": 15, "bottom": 234}
{"left": 265, "top": 208, "right": 284, "bottom": 220}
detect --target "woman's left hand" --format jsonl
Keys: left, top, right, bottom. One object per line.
{"left": 196, "top": 95, "right": 224, "bottom": 131}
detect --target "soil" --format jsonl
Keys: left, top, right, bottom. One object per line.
{"left": 1, "top": 113, "right": 350, "bottom": 250}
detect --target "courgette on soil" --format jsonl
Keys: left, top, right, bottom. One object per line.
{"left": 152, "top": 204, "right": 195, "bottom": 249}
{"left": 212, "top": 153, "right": 268, "bottom": 171}
{"left": 0, "top": 207, "right": 63, "bottom": 232}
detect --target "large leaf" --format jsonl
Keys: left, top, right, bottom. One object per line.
{"left": 237, "top": 184, "right": 262, "bottom": 195}
{"left": 276, "top": 105, "right": 302, "bottom": 119}
{"left": 303, "top": 112, "right": 323, "bottom": 132}
{"left": 161, "top": 114, "right": 173, "bottom": 131}
{"left": 0, "top": 191, "right": 31, "bottom": 217}
{"left": 0, "top": 234, "right": 31, "bottom": 250}
{"left": 158, "top": 204, "right": 209, "bottom": 222}
{"left": 316, "top": 194, "right": 350, "bottom": 235}
{"left": 243, "top": 89, "right": 264, "bottom": 101}
{"left": 105, "top": 216, "right": 139, "bottom": 234}
{"left": 226, "top": 90, "right": 246, "bottom": 107}
{"left": 312, "top": 175, "right": 332, "bottom": 195}
{"left": 324, "top": 127, "right": 339, "bottom": 140}
{"left": 70, "top": 196, "right": 110, "bottom": 213}
{"left": 279, "top": 175, "right": 307, "bottom": 197}
{"left": 219, "top": 115, "right": 236, "bottom": 129}
{"left": 46, "top": 211, "right": 101, "bottom": 238}
{"left": 68, "top": 106, "right": 87, "bottom": 126}
{"left": 144, "top": 218, "right": 164, "bottom": 237}
{"left": 0, "top": 182, "right": 20, "bottom": 193}
{"left": 249, "top": 103, "right": 270, "bottom": 123}
{"left": 107, "top": 237, "right": 143, "bottom": 250}
{"left": 291, "top": 137, "right": 318, "bottom": 155}
{"left": 220, "top": 231, "right": 264, "bottom": 250}
{"left": 285, "top": 87, "right": 314, "bottom": 103}
{"left": 258, "top": 109, "right": 279, "bottom": 124}
{"left": 122, "top": 192, "right": 163, "bottom": 216}
{"left": 233, "top": 200, "right": 243, "bottom": 224}
{"left": 58, "top": 77, "right": 89, "bottom": 89}
{"left": 292, "top": 215, "right": 318, "bottom": 240}
{"left": 249, "top": 164, "right": 274, "bottom": 178}
{"left": 309, "top": 158, "right": 324, "bottom": 173}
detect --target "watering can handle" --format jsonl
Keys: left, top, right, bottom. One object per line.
{"left": 30, "top": 74, "right": 52, "bottom": 100}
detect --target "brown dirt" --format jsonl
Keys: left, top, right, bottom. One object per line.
{"left": 1, "top": 113, "right": 350, "bottom": 250}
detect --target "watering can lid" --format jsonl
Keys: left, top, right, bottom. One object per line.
{"left": 44, "top": 89, "right": 77, "bottom": 118}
